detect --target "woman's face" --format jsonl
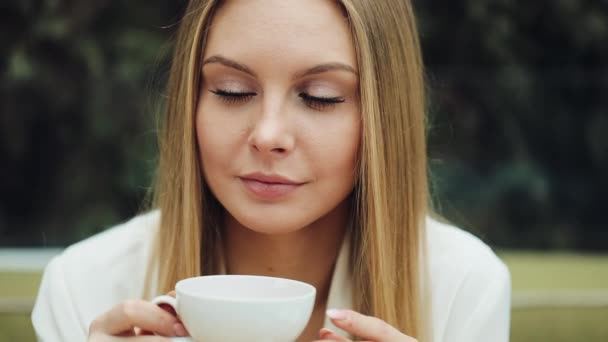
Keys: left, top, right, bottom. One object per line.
{"left": 196, "top": 0, "right": 360, "bottom": 234}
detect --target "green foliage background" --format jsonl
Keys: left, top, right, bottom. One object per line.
{"left": 1, "top": 0, "right": 607, "bottom": 249}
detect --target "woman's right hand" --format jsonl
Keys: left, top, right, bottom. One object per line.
{"left": 88, "top": 296, "right": 188, "bottom": 341}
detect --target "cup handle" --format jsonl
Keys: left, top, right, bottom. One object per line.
{"left": 151, "top": 294, "right": 178, "bottom": 309}
{"left": 150, "top": 295, "right": 194, "bottom": 342}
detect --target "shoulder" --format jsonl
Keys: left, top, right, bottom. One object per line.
{"left": 425, "top": 216, "right": 511, "bottom": 341}
{"left": 426, "top": 216, "right": 508, "bottom": 278}
{"left": 55, "top": 210, "right": 160, "bottom": 299}
{"left": 32, "top": 210, "right": 161, "bottom": 338}
{"left": 59, "top": 210, "right": 160, "bottom": 272}
{"left": 425, "top": 215, "right": 510, "bottom": 293}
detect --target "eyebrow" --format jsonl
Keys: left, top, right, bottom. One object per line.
{"left": 203, "top": 55, "right": 257, "bottom": 77}
{"left": 202, "top": 55, "right": 358, "bottom": 80}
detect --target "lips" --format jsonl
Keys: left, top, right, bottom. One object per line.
{"left": 240, "top": 173, "right": 302, "bottom": 185}
{"left": 239, "top": 173, "right": 303, "bottom": 199}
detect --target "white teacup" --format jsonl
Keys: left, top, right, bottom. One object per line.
{"left": 151, "top": 275, "right": 316, "bottom": 342}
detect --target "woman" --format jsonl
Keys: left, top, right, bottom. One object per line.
{"left": 32, "top": 0, "right": 511, "bottom": 341}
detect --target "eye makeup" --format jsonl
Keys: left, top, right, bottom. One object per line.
{"left": 299, "top": 93, "right": 345, "bottom": 111}
{"left": 203, "top": 65, "right": 354, "bottom": 111}
{"left": 209, "top": 88, "right": 345, "bottom": 111}
{"left": 209, "top": 89, "right": 256, "bottom": 105}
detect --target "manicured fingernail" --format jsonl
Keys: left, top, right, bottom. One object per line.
{"left": 326, "top": 309, "right": 348, "bottom": 321}
{"left": 174, "top": 323, "right": 187, "bottom": 336}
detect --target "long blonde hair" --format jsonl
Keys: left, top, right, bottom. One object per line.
{"left": 147, "top": 0, "right": 429, "bottom": 339}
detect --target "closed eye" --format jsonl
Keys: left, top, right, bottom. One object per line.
{"left": 299, "top": 93, "right": 345, "bottom": 111}
{"left": 209, "top": 89, "right": 345, "bottom": 111}
{"left": 209, "top": 89, "right": 256, "bottom": 105}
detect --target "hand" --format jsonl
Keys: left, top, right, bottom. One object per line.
{"left": 88, "top": 291, "right": 189, "bottom": 341}
{"left": 314, "top": 309, "right": 418, "bottom": 342}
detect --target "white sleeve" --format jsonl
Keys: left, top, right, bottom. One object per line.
{"left": 441, "top": 255, "right": 512, "bottom": 342}
{"left": 31, "top": 256, "right": 88, "bottom": 342}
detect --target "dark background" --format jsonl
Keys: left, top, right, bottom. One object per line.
{"left": 1, "top": 0, "right": 607, "bottom": 250}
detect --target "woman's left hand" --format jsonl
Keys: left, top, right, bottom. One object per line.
{"left": 313, "top": 309, "right": 418, "bottom": 342}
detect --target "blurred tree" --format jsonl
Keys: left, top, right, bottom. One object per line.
{"left": 0, "top": 0, "right": 606, "bottom": 250}
{"left": 0, "top": 0, "right": 185, "bottom": 245}
{"left": 419, "top": 0, "right": 608, "bottom": 250}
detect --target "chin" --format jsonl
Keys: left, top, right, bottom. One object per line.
{"left": 231, "top": 211, "right": 312, "bottom": 236}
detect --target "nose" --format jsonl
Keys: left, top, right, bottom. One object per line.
{"left": 248, "top": 108, "right": 295, "bottom": 158}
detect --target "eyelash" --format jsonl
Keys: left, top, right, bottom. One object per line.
{"left": 209, "top": 89, "right": 345, "bottom": 111}
{"left": 209, "top": 89, "right": 256, "bottom": 105}
{"left": 299, "top": 92, "right": 345, "bottom": 111}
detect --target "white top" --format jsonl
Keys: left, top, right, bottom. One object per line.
{"left": 31, "top": 211, "right": 511, "bottom": 341}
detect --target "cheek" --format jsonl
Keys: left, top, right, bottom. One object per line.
{"left": 308, "top": 114, "right": 361, "bottom": 182}
{"left": 196, "top": 103, "right": 246, "bottom": 173}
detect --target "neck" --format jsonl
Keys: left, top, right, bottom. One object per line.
{"left": 222, "top": 201, "right": 350, "bottom": 306}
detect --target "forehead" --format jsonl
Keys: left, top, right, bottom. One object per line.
{"left": 203, "top": 0, "right": 356, "bottom": 69}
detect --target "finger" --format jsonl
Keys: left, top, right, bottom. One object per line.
{"left": 139, "top": 324, "right": 187, "bottom": 337}
{"left": 319, "top": 328, "right": 350, "bottom": 341}
{"left": 158, "top": 303, "right": 177, "bottom": 317}
{"left": 312, "top": 337, "right": 356, "bottom": 342}
{"left": 317, "top": 328, "right": 348, "bottom": 341}
{"left": 119, "top": 337, "right": 171, "bottom": 341}
{"left": 319, "top": 328, "right": 334, "bottom": 338}
{"left": 157, "top": 293, "right": 188, "bottom": 337}
{"left": 326, "top": 309, "right": 404, "bottom": 341}
{"left": 90, "top": 299, "right": 182, "bottom": 337}
{"left": 173, "top": 322, "right": 188, "bottom": 337}
{"left": 159, "top": 291, "right": 178, "bottom": 317}
{"left": 89, "top": 331, "right": 170, "bottom": 341}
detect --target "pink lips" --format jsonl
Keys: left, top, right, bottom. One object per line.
{"left": 239, "top": 173, "right": 303, "bottom": 200}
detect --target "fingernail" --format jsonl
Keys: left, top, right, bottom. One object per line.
{"left": 326, "top": 308, "right": 348, "bottom": 321}
{"left": 173, "top": 323, "right": 187, "bottom": 336}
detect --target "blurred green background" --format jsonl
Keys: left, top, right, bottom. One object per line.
{"left": 0, "top": 0, "right": 607, "bottom": 341}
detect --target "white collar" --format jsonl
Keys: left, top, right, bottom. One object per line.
{"left": 323, "top": 235, "right": 353, "bottom": 337}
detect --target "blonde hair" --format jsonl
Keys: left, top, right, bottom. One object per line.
{"left": 147, "top": 0, "right": 430, "bottom": 339}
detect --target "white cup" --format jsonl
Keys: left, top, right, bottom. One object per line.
{"left": 151, "top": 275, "right": 316, "bottom": 342}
